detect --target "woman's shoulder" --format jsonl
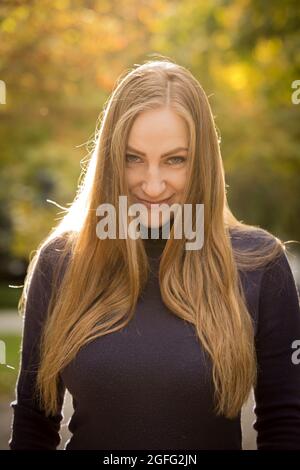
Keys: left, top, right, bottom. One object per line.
{"left": 228, "top": 226, "right": 280, "bottom": 252}
{"left": 229, "top": 226, "right": 285, "bottom": 261}
{"left": 39, "top": 231, "right": 73, "bottom": 260}
{"left": 228, "top": 226, "right": 289, "bottom": 281}
{"left": 229, "top": 227, "right": 298, "bottom": 315}
{"left": 33, "top": 232, "right": 73, "bottom": 283}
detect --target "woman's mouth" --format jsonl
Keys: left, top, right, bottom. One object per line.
{"left": 134, "top": 195, "right": 174, "bottom": 208}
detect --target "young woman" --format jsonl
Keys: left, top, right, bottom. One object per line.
{"left": 9, "top": 59, "right": 300, "bottom": 450}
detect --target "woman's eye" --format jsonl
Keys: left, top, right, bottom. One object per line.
{"left": 167, "top": 156, "right": 186, "bottom": 165}
{"left": 125, "top": 154, "right": 141, "bottom": 163}
{"left": 125, "top": 154, "right": 186, "bottom": 165}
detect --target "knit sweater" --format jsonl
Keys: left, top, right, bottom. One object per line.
{"left": 8, "top": 227, "right": 300, "bottom": 450}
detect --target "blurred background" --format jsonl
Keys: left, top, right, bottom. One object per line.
{"left": 0, "top": 0, "right": 299, "bottom": 450}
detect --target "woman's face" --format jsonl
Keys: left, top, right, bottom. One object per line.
{"left": 125, "top": 106, "right": 189, "bottom": 229}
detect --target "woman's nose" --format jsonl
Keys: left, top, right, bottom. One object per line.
{"left": 141, "top": 174, "right": 166, "bottom": 197}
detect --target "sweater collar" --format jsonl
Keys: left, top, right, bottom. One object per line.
{"left": 142, "top": 218, "right": 174, "bottom": 259}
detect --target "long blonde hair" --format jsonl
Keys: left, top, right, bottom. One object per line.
{"left": 19, "top": 57, "right": 285, "bottom": 419}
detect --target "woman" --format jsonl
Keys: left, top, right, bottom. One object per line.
{"left": 9, "top": 59, "right": 300, "bottom": 450}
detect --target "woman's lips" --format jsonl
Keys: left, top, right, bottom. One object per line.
{"left": 134, "top": 196, "right": 174, "bottom": 208}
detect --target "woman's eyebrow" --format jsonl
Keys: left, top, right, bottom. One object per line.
{"left": 126, "top": 145, "right": 188, "bottom": 157}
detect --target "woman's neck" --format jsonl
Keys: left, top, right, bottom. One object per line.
{"left": 142, "top": 218, "right": 174, "bottom": 259}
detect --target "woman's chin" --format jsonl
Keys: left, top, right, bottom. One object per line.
{"left": 139, "top": 211, "right": 171, "bottom": 229}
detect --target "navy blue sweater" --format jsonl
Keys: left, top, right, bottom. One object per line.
{"left": 8, "top": 229, "right": 300, "bottom": 449}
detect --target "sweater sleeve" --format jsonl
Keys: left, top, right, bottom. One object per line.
{"left": 253, "top": 248, "right": 300, "bottom": 449}
{"left": 8, "top": 237, "right": 68, "bottom": 450}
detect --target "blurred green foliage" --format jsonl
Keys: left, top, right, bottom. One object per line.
{"left": 0, "top": 284, "right": 21, "bottom": 309}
